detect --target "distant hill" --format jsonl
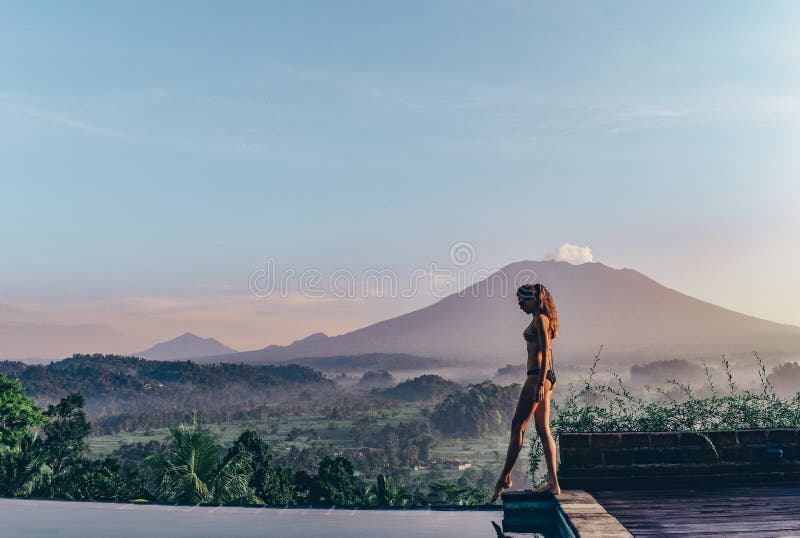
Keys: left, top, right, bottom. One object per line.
{"left": 133, "top": 332, "right": 237, "bottom": 360}
{"left": 0, "top": 354, "right": 331, "bottom": 433}
{"left": 767, "top": 362, "right": 800, "bottom": 397}
{"left": 201, "top": 261, "right": 800, "bottom": 368}
{"left": 629, "top": 359, "right": 706, "bottom": 388}
{"left": 357, "top": 370, "right": 396, "bottom": 389}
{"left": 0, "top": 353, "right": 327, "bottom": 400}
{"left": 378, "top": 374, "right": 460, "bottom": 402}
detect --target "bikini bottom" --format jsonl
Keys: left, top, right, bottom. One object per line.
{"left": 527, "top": 368, "right": 556, "bottom": 385}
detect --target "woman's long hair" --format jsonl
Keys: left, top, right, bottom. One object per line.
{"left": 517, "top": 283, "right": 559, "bottom": 339}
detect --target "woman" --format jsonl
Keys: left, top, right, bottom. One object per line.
{"left": 491, "top": 283, "right": 561, "bottom": 502}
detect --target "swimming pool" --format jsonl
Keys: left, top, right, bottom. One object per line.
{"left": 0, "top": 499, "right": 510, "bottom": 537}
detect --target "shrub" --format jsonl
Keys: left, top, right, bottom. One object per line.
{"left": 529, "top": 347, "right": 800, "bottom": 484}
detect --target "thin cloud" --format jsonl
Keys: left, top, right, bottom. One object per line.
{"left": 755, "top": 96, "right": 800, "bottom": 120}
{"left": 0, "top": 101, "right": 142, "bottom": 143}
{"left": 0, "top": 96, "right": 279, "bottom": 160}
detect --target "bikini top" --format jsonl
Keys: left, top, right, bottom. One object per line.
{"left": 523, "top": 322, "right": 536, "bottom": 343}
{"left": 523, "top": 320, "right": 555, "bottom": 346}
{"left": 524, "top": 322, "right": 555, "bottom": 373}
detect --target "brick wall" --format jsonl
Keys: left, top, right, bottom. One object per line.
{"left": 558, "top": 429, "right": 800, "bottom": 488}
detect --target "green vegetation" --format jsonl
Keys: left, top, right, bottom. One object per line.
{"left": 379, "top": 374, "right": 460, "bottom": 402}
{"left": 529, "top": 347, "right": 800, "bottom": 484}
{"left": 0, "top": 382, "right": 144, "bottom": 501}
{"left": 0, "top": 376, "right": 47, "bottom": 444}
{"left": 555, "top": 349, "right": 800, "bottom": 433}
{"left": 357, "top": 370, "right": 396, "bottom": 389}
{"left": 89, "top": 409, "right": 511, "bottom": 498}
{"left": 0, "top": 354, "right": 328, "bottom": 398}
{"left": 0, "top": 354, "right": 333, "bottom": 433}
{"left": 767, "top": 362, "right": 800, "bottom": 397}
{"left": 364, "top": 474, "right": 411, "bottom": 506}
{"left": 0, "top": 372, "right": 492, "bottom": 506}
{"left": 353, "top": 420, "right": 435, "bottom": 469}
{"left": 219, "top": 429, "right": 295, "bottom": 504}
{"left": 9, "top": 348, "right": 795, "bottom": 506}
{"left": 146, "top": 423, "right": 221, "bottom": 504}
{"left": 431, "top": 382, "right": 520, "bottom": 437}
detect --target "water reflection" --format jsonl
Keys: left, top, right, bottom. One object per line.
{"left": 491, "top": 520, "right": 549, "bottom": 538}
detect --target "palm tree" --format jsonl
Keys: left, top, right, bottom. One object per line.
{"left": 365, "top": 474, "right": 411, "bottom": 507}
{"left": 0, "top": 430, "right": 52, "bottom": 497}
{"left": 217, "top": 429, "right": 295, "bottom": 505}
{"left": 213, "top": 450, "right": 260, "bottom": 505}
{"left": 146, "top": 423, "right": 220, "bottom": 504}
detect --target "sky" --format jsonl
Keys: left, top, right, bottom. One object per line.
{"left": 1, "top": 1, "right": 799, "bottom": 356}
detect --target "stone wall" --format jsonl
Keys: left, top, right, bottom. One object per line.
{"left": 558, "top": 429, "right": 800, "bottom": 489}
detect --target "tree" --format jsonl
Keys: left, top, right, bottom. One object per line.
{"left": 41, "top": 393, "right": 91, "bottom": 475}
{"left": 0, "top": 374, "right": 47, "bottom": 446}
{"left": 221, "top": 430, "right": 295, "bottom": 505}
{"left": 364, "top": 474, "right": 411, "bottom": 507}
{"left": 381, "top": 375, "right": 459, "bottom": 402}
{"left": 146, "top": 423, "right": 220, "bottom": 504}
{"left": 430, "top": 382, "right": 520, "bottom": 437}
{"left": 56, "top": 457, "right": 145, "bottom": 502}
{"left": 298, "top": 456, "right": 363, "bottom": 506}
{"left": 214, "top": 449, "right": 259, "bottom": 505}
{"left": 0, "top": 389, "right": 125, "bottom": 501}
{"left": 425, "top": 481, "right": 487, "bottom": 506}
{"left": 112, "top": 439, "right": 167, "bottom": 495}
{"left": 0, "top": 430, "right": 51, "bottom": 497}
{"left": 0, "top": 374, "right": 50, "bottom": 497}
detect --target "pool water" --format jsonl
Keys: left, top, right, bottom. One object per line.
{"left": 0, "top": 499, "right": 514, "bottom": 537}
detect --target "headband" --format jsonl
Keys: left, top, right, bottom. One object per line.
{"left": 516, "top": 285, "right": 536, "bottom": 299}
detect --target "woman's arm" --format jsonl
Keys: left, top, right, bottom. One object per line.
{"left": 535, "top": 314, "right": 552, "bottom": 398}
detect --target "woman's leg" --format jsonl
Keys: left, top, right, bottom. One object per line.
{"left": 533, "top": 382, "right": 561, "bottom": 494}
{"left": 491, "top": 375, "right": 539, "bottom": 502}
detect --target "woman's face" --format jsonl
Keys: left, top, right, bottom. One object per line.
{"left": 517, "top": 294, "right": 536, "bottom": 314}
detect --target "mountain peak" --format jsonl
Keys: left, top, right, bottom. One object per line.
{"left": 206, "top": 260, "right": 800, "bottom": 367}
{"left": 176, "top": 332, "right": 203, "bottom": 341}
{"left": 258, "top": 332, "right": 329, "bottom": 352}
{"left": 292, "top": 332, "right": 329, "bottom": 345}
{"left": 134, "top": 333, "right": 237, "bottom": 361}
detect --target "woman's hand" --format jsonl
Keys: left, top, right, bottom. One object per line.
{"left": 535, "top": 384, "right": 545, "bottom": 402}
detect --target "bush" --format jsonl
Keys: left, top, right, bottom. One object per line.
{"left": 528, "top": 348, "right": 800, "bottom": 484}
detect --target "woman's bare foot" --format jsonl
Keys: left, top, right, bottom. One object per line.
{"left": 534, "top": 482, "right": 561, "bottom": 495}
{"left": 490, "top": 476, "right": 512, "bottom": 503}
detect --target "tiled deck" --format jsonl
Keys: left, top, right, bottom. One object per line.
{"left": 590, "top": 484, "right": 800, "bottom": 537}
{"left": 558, "top": 490, "right": 631, "bottom": 537}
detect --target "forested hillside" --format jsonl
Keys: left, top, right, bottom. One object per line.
{"left": 0, "top": 355, "right": 333, "bottom": 432}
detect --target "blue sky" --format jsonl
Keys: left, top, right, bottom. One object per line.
{"left": 1, "top": 1, "right": 798, "bottom": 354}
